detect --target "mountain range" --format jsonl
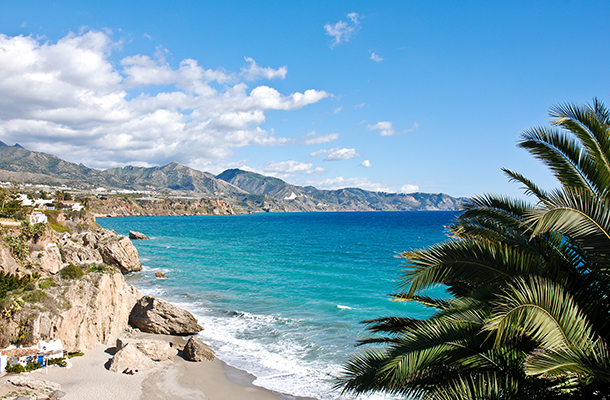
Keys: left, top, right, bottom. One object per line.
{"left": 0, "top": 143, "right": 464, "bottom": 212}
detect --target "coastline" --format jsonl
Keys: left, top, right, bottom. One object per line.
{"left": 0, "top": 332, "right": 296, "bottom": 400}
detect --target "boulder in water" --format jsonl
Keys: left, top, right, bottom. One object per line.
{"left": 129, "top": 231, "right": 148, "bottom": 240}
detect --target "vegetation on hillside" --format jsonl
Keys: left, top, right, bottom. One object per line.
{"left": 338, "top": 99, "right": 610, "bottom": 399}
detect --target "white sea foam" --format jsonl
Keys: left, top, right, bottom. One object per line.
{"left": 337, "top": 305, "right": 353, "bottom": 310}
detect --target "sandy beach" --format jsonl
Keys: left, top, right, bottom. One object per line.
{"left": 0, "top": 333, "right": 284, "bottom": 400}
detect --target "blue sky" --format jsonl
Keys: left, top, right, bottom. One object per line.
{"left": 1, "top": 1, "right": 609, "bottom": 198}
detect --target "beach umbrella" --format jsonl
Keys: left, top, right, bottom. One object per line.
{"left": 48, "top": 390, "right": 66, "bottom": 399}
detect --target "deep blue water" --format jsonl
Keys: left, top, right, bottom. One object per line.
{"left": 98, "top": 211, "right": 458, "bottom": 399}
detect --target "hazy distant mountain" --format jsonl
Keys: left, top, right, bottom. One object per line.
{"left": 0, "top": 145, "right": 464, "bottom": 212}
{"left": 101, "top": 162, "right": 247, "bottom": 196}
{"left": 217, "top": 169, "right": 464, "bottom": 211}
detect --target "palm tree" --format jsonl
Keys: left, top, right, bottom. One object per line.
{"left": 338, "top": 99, "right": 610, "bottom": 399}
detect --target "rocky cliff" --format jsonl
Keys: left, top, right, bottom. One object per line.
{"left": 0, "top": 212, "right": 144, "bottom": 352}
{"left": 86, "top": 196, "right": 235, "bottom": 217}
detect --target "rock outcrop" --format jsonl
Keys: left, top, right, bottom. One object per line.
{"left": 116, "top": 337, "right": 176, "bottom": 361}
{"left": 57, "top": 273, "right": 142, "bottom": 352}
{"left": 99, "top": 236, "right": 142, "bottom": 273}
{"left": 0, "top": 272, "right": 142, "bottom": 352}
{"left": 0, "top": 244, "right": 19, "bottom": 275}
{"left": 108, "top": 343, "right": 156, "bottom": 373}
{"left": 7, "top": 375, "right": 62, "bottom": 392}
{"left": 0, "top": 214, "right": 146, "bottom": 352}
{"left": 129, "top": 296, "right": 203, "bottom": 335}
{"left": 35, "top": 243, "right": 63, "bottom": 274}
{"left": 183, "top": 336, "right": 215, "bottom": 361}
{"left": 129, "top": 231, "right": 148, "bottom": 240}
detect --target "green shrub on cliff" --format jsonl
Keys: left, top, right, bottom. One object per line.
{"left": 21, "top": 289, "right": 46, "bottom": 304}
{"left": 3, "top": 234, "right": 29, "bottom": 264}
{"left": 19, "top": 221, "right": 47, "bottom": 241}
{"left": 59, "top": 264, "right": 84, "bottom": 280}
{"left": 0, "top": 272, "right": 36, "bottom": 299}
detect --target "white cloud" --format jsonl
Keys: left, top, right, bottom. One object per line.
{"left": 0, "top": 31, "right": 329, "bottom": 170}
{"left": 302, "top": 131, "right": 340, "bottom": 145}
{"left": 241, "top": 57, "right": 287, "bottom": 81}
{"left": 324, "top": 12, "right": 361, "bottom": 48}
{"left": 405, "top": 121, "right": 420, "bottom": 133}
{"left": 256, "top": 160, "right": 326, "bottom": 178}
{"left": 347, "top": 12, "right": 360, "bottom": 24}
{"left": 360, "top": 160, "right": 372, "bottom": 168}
{"left": 370, "top": 52, "right": 383, "bottom": 62}
{"left": 143, "top": 33, "right": 152, "bottom": 40}
{"left": 367, "top": 121, "right": 395, "bottom": 136}
{"left": 365, "top": 121, "right": 419, "bottom": 136}
{"left": 401, "top": 184, "right": 419, "bottom": 193}
{"left": 310, "top": 147, "right": 360, "bottom": 161}
{"left": 354, "top": 103, "right": 366, "bottom": 109}
{"left": 313, "top": 176, "right": 391, "bottom": 192}
{"left": 333, "top": 106, "right": 343, "bottom": 114}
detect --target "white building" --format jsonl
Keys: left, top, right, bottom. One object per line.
{"left": 29, "top": 211, "right": 48, "bottom": 224}
{"left": 0, "top": 339, "right": 64, "bottom": 373}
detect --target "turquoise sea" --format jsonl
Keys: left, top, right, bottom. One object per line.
{"left": 98, "top": 211, "right": 458, "bottom": 400}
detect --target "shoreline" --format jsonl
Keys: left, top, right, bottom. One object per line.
{"left": 0, "top": 331, "right": 313, "bottom": 400}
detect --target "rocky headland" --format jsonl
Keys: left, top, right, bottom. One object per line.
{"left": 0, "top": 210, "right": 202, "bottom": 354}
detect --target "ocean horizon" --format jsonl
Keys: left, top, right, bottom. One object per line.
{"left": 98, "top": 211, "right": 458, "bottom": 400}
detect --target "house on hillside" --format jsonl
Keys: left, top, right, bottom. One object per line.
{"left": 17, "top": 194, "right": 33, "bottom": 207}
{"left": 29, "top": 211, "right": 48, "bottom": 224}
{"left": 53, "top": 200, "right": 84, "bottom": 211}
{"left": 0, "top": 339, "right": 64, "bottom": 373}
{"left": 33, "top": 199, "right": 55, "bottom": 210}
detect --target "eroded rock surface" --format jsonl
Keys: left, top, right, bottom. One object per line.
{"left": 129, "top": 231, "right": 148, "bottom": 240}
{"left": 108, "top": 343, "right": 156, "bottom": 373}
{"left": 129, "top": 296, "right": 203, "bottom": 335}
{"left": 7, "top": 375, "right": 61, "bottom": 392}
{"left": 183, "top": 336, "right": 215, "bottom": 362}
{"left": 36, "top": 243, "right": 64, "bottom": 274}
{"left": 116, "top": 337, "right": 176, "bottom": 361}
{"left": 0, "top": 244, "right": 19, "bottom": 275}
{"left": 99, "top": 236, "right": 142, "bottom": 273}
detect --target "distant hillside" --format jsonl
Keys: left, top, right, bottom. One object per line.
{"left": 217, "top": 169, "right": 464, "bottom": 211}
{"left": 0, "top": 145, "right": 464, "bottom": 212}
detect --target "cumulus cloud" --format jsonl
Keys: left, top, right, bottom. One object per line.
{"left": 324, "top": 12, "right": 361, "bottom": 48}
{"left": 302, "top": 131, "right": 340, "bottom": 145}
{"left": 241, "top": 57, "right": 287, "bottom": 81}
{"left": 360, "top": 160, "right": 372, "bottom": 168}
{"left": 255, "top": 160, "right": 326, "bottom": 178}
{"left": 0, "top": 31, "right": 328, "bottom": 170}
{"left": 401, "top": 184, "right": 419, "bottom": 193}
{"left": 365, "top": 121, "right": 419, "bottom": 136}
{"left": 370, "top": 52, "right": 383, "bottom": 62}
{"left": 313, "top": 176, "right": 391, "bottom": 192}
{"left": 310, "top": 147, "right": 360, "bottom": 161}
{"left": 367, "top": 121, "right": 395, "bottom": 136}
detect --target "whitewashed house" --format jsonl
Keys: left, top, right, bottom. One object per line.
{"left": 0, "top": 339, "right": 64, "bottom": 373}
{"left": 29, "top": 211, "right": 48, "bottom": 224}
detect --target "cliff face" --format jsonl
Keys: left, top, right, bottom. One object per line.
{"left": 2, "top": 272, "right": 141, "bottom": 352}
{"left": 55, "top": 272, "right": 141, "bottom": 352}
{"left": 0, "top": 212, "right": 144, "bottom": 352}
{"left": 87, "top": 196, "right": 235, "bottom": 217}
